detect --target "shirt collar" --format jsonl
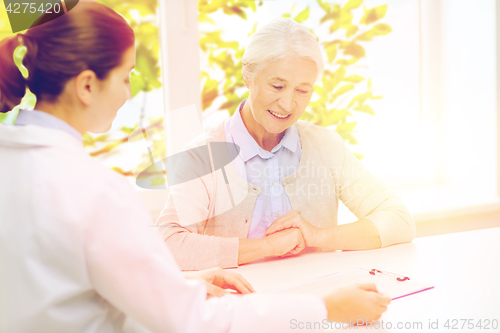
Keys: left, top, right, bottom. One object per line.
{"left": 228, "top": 100, "right": 299, "bottom": 162}
{"left": 15, "top": 109, "right": 83, "bottom": 143}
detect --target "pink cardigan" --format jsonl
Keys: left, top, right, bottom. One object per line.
{"left": 156, "top": 119, "right": 416, "bottom": 270}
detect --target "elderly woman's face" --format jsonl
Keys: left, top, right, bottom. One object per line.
{"left": 246, "top": 56, "right": 317, "bottom": 134}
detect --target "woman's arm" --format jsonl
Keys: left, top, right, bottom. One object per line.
{"left": 311, "top": 218, "right": 382, "bottom": 250}
{"left": 266, "top": 211, "right": 382, "bottom": 250}
{"left": 266, "top": 130, "right": 415, "bottom": 250}
{"left": 159, "top": 207, "right": 306, "bottom": 269}
{"left": 156, "top": 146, "right": 243, "bottom": 270}
{"left": 334, "top": 130, "right": 416, "bottom": 247}
{"left": 156, "top": 196, "right": 241, "bottom": 270}
{"left": 157, "top": 146, "right": 306, "bottom": 270}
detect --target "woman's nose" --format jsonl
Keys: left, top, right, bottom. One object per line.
{"left": 278, "top": 91, "right": 294, "bottom": 112}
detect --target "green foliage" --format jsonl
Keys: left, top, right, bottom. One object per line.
{"left": 198, "top": 0, "right": 392, "bottom": 152}
{"left": 294, "top": 7, "right": 310, "bottom": 23}
{"left": 199, "top": 0, "right": 258, "bottom": 116}
{"left": 305, "top": 0, "right": 390, "bottom": 147}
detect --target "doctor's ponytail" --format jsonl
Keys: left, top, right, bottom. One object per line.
{"left": 0, "top": 1, "right": 134, "bottom": 114}
{"left": 0, "top": 35, "right": 26, "bottom": 113}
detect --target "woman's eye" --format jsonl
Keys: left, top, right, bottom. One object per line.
{"left": 272, "top": 85, "right": 283, "bottom": 90}
{"left": 298, "top": 90, "right": 308, "bottom": 94}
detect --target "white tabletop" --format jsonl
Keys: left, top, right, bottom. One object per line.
{"left": 229, "top": 227, "right": 500, "bottom": 332}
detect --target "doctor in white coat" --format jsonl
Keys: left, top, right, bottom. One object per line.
{"left": 0, "top": 2, "right": 391, "bottom": 332}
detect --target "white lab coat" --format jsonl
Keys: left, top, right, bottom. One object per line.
{"left": 0, "top": 123, "right": 327, "bottom": 333}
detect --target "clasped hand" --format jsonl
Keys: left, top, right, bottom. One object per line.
{"left": 263, "top": 210, "right": 319, "bottom": 257}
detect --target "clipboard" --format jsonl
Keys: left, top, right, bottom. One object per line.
{"left": 270, "top": 267, "right": 434, "bottom": 300}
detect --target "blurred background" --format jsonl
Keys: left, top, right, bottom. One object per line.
{"left": 1, "top": 0, "right": 499, "bottom": 236}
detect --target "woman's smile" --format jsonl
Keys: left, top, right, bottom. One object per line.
{"left": 267, "top": 109, "right": 291, "bottom": 120}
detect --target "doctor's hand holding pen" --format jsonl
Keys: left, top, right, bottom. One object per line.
{"left": 323, "top": 283, "right": 392, "bottom": 324}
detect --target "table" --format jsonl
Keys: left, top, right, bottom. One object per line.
{"left": 229, "top": 227, "right": 500, "bottom": 332}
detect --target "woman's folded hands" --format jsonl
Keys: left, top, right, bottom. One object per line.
{"left": 265, "top": 210, "right": 319, "bottom": 248}
{"left": 264, "top": 227, "right": 306, "bottom": 257}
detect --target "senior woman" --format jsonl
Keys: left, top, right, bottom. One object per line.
{"left": 156, "top": 18, "right": 415, "bottom": 271}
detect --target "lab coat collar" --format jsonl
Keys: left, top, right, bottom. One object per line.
{"left": 15, "top": 109, "right": 83, "bottom": 143}
{"left": 0, "top": 123, "right": 84, "bottom": 153}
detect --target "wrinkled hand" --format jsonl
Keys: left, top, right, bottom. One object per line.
{"left": 265, "top": 210, "right": 319, "bottom": 247}
{"left": 264, "top": 228, "right": 305, "bottom": 257}
{"left": 184, "top": 267, "right": 255, "bottom": 297}
{"left": 322, "top": 283, "right": 391, "bottom": 323}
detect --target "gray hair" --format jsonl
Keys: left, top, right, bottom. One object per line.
{"left": 242, "top": 18, "right": 324, "bottom": 83}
